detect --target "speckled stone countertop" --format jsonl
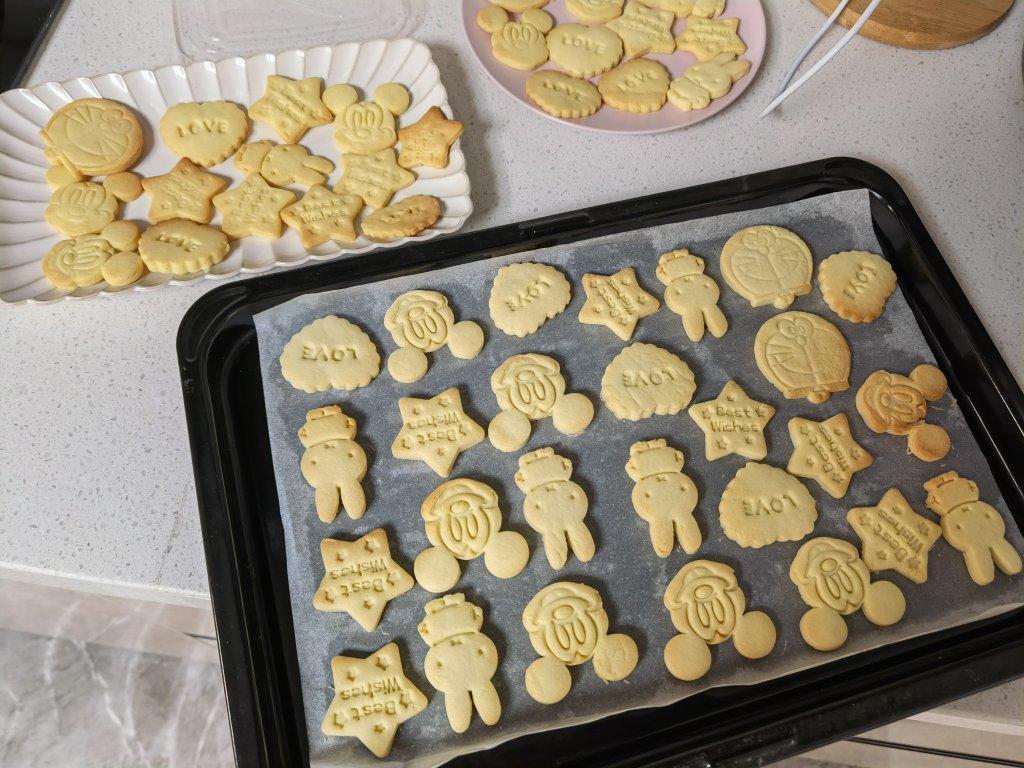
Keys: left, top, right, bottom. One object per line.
{"left": 0, "top": 0, "right": 1021, "bottom": 608}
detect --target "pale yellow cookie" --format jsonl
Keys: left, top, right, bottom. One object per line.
{"left": 515, "top": 449, "right": 595, "bottom": 569}
{"left": 755, "top": 312, "right": 851, "bottom": 403}
{"left": 41, "top": 234, "right": 114, "bottom": 289}
{"left": 391, "top": 387, "right": 485, "bottom": 476}
{"left": 684, "top": 52, "right": 751, "bottom": 98}
{"left": 492, "top": 0, "right": 550, "bottom": 12}
{"left": 492, "top": 21, "right": 549, "bottom": 71}
{"left": 547, "top": 23, "right": 624, "bottom": 78}
{"left": 447, "top": 320, "right": 485, "bottom": 359}
{"left": 334, "top": 148, "right": 415, "bottom": 209}
{"left": 280, "top": 185, "right": 362, "bottom": 248}
{"left": 566, "top": 0, "right": 624, "bottom": 24}
{"left": 908, "top": 422, "right": 951, "bottom": 462}
{"left": 721, "top": 224, "right": 813, "bottom": 308}
{"left": 856, "top": 365, "right": 947, "bottom": 438}
{"left": 664, "top": 632, "right": 711, "bottom": 681}
{"left": 142, "top": 157, "right": 228, "bottom": 224}
{"left": 687, "top": 380, "right": 774, "bottom": 461}
{"left": 525, "top": 70, "right": 603, "bottom": 119}
{"left": 598, "top": 58, "right": 670, "bottom": 113}
{"left": 45, "top": 164, "right": 83, "bottom": 189}
{"left": 298, "top": 405, "right": 368, "bottom": 522}
{"left": 41, "top": 98, "right": 143, "bottom": 176}
{"left": 522, "top": 7, "right": 555, "bottom": 32}
{"left": 819, "top": 250, "right": 898, "bottom": 323}
{"left": 667, "top": 75, "right": 711, "bottom": 111}
{"left": 323, "top": 83, "right": 410, "bottom": 155}
{"left": 213, "top": 173, "right": 296, "bottom": 239}
{"left": 279, "top": 315, "right": 380, "bottom": 393}
{"left": 635, "top": 0, "right": 694, "bottom": 14}
{"left": 608, "top": 1, "right": 676, "bottom": 58}
{"left": 626, "top": 439, "right": 700, "bottom": 557}
{"left": 418, "top": 595, "right": 502, "bottom": 733}
{"left": 313, "top": 529, "right": 413, "bottom": 630}
{"left": 361, "top": 194, "right": 442, "bottom": 242}
{"left": 488, "top": 409, "right": 531, "bottom": 452}
{"left": 719, "top": 462, "right": 816, "bottom": 548}
{"left": 524, "top": 656, "right": 572, "bottom": 704}
{"left": 489, "top": 261, "right": 572, "bottom": 336}
{"left": 159, "top": 101, "right": 248, "bottom": 167}
{"left": 45, "top": 181, "right": 118, "bottom": 236}
{"left": 592, "top": 633, "right": 639, "bottom": 682}
{"left": 847, "top": 488, "right": 941, "bottom": 584}
{"left": 490, "top": 353, "right": 594, "bottom": 439}
{"left": 787, "top": 412, "right": 873, "bottom": 498}
{"left": 656, "top": 249, "right": 728, "bottom": 341}
{"left": 387, "top": 345, "right": 429, "bottom": 383}
{"left": 691, "top": 0, "right": 725, "bottom": 18}
{"left": 676, "top": 17, "right": 746, "bottom": 62}
{"left": 248, "top": 75, "right": 332, "bottom": 143}
{"left": 551, "top": 392, "right": 594, "bottom": 435}
{"left": 321, "top": 643, "right": 427, "bottom": 757}
{"left": 100, "top": 251, "right": 144, "bottom": 287}
{"left": 235, "top": 140, "right": 334, "bottom": 187}
{"left": 102, "top": 171, "right": 143, "bottom": 202}
{"left": 385, "top": 289, "right": 454, "bottom": 352}
{"left": 138, "top": 219, "right": 230, "bottom": 275}
{"left": 99, "top": 221, "right": 139, "bottom": 252}
{"left": 397, "top": 106, "right": 464, "bottom": 169}
{"left": 600, "top": 342, "right": 696, "bottom": 420}
{"left": 477, "top": 3, "right": 509, "bottom": 32}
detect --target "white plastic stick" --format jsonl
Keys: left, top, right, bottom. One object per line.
{"left": 772, "top": 0, "right": 853, "bottom": 98}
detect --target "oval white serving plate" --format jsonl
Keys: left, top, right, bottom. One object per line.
{"left": 0, "top": 39, "right": 472, "bottom": 305}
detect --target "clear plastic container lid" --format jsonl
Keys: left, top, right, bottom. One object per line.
{"left": 173, "top": 0, "right": 424, "bottom": 59}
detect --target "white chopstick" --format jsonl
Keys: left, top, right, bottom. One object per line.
{"left": 772, "top": 0, "right": 853, "bottom": 98}
{"left": 759, "top": 0, "right": 883, "bottom": 118}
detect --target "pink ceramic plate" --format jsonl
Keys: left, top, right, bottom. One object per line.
{"left": 462, "top": 0, "right": 766, "bottom": 134}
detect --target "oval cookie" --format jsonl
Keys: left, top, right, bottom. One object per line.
{"left": 547, "top": 24, "right": 623, "bottom": 78}
{"left": 138, "top": 219, "right": 230, "bottom": 275}
{"left": 601, "top": 342, "right": 696, "bottom": 420}
{"left": 819, "top": 250, "right": 897, "bottom": 323}
{"left": 361, "top": 195, "right": 441, "bottom": 242}
{"left": 598, "top": 58, "right": 670, "bottom": 113}
{"left": 489, "top": 262, "right": 572, "bottom": 337}
{"left": 721, "top": 225, "right": 813, "bottom": 309}
{"left": 719, "top": 462, "right": 817, "bottom": 548}
{"left": 525, "top": 71, "right": 602, "bottom": 119}
{"left": 279, "top": 315, "right": 381, "bottom": 393}
{"left": 754, "top": 311, "right": 851, "bottom": 403}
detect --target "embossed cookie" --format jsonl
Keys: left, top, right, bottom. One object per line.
{"left": 668, "top": 52, "right": 751, "bottom": 111}
{"left": 492, "top": 0, "right": 551, "bottom": 11}
{"left": 719, "top": 462, "right": 817, "bottom": 548}
{"left": 298, "top": 405, "right": 367, "bottom": 522}
{"left": 335, "top": 148, "right": 415, "bottom": 210}
{"left": 281, "top": 185, "right": 362, "bottom": 248}
{"left": 213, "top": 173, "right": 295, "bottom": 239}
{"left": 384, "top": 289, "right": 485, "bottom": 383}
{"left": 160, "top": 101, "right": 248, "bottom": 167}
{"left": 361, "top": 194, "right": 442, "bottom": 242}
{"left": 279, "top": 315, "right": 381, "bottom": 393}
{"left": 608, "top": 1, "right": 676, "bottom": 58}
{"left": 676, "top": 17, "right": 746, "bottom": 61}
{"left": 599, "top": 58, "right": 670, "bottom": 113}
{"left": 477, "top": 3, "right": 509, "bottom": 32}
{"left": 516, "top": 448, "right": 595, "bottom": 569}
{"left": 721, "top": 225, "right": 813, "bottom": 308}
{"left": 391, "top": 387, "right": 485, "bottom": 476}
{"left": 489, "top": 261, "right": 572, "bottom": 337}
{"left": 397, "top": 106, "right": 464, "bottom": 169}
{"left": 755, "top": 311, "right": 851, "bottom": 403}
{"left": 663, "top": 560, "right": 776, "bottom": 681}
{"left": 636, "top": 0, "right": 695, "bottom": 13}
{"left": 138, "top": 219, "right": 230, "bottom": 275}
{"left": 45, "top": 181, "right": 118, "bottom": 236}
{"left": 525, "top": 70, "right": 603, "bottom": 119}
{"left": 248, "top": 75, "right": 332, "bottom": 143}
{"left": 41, "top": 98, "right": 143, "bottom": 176}
{"left": 321, "top": 643, "right": 427, "bottom": 757}
{"left": 787, "top": 413, "right": 873, "bottom": 498}
{"left": 601, "top": 342, "right": 696, "bottom": 420}
{"left": 314, "top": 529, "right": 413, "bottom": 631}
{"left": 566, "top": 0, "right": 623, "bottom": 24}
{"left": 547, "top": 23, "right": 623, "bottom": 78}
{"left": 142, "top": 158, "right": 228, "bottom": 224}
{"left": 234, "top": 140, "right": 334, "bottom": 187}
{"left": 626, "top": 439, "right": 700, "bottom": 557}
{"left": 656, "top": 248, "right": 728, "bottom": 341}
{"left": 847, "top": 489, "right": 941, "bottom": 584}
{"left": 492, "top": 21, "right": 550, "bottom": 71}
{"left": 41, "top": 234, "right": 115, "bottom": 290}
{"left": 688, "top": 380, "right": 774, "bottom": 461}
{"left": 578, "top": 266, "right": 660, "bottom": 340}
{"left": 100, "top": 251, "right": 145, "bottom": 287}
{"left": 856, "top": 364, "right": 950, "bottom": 461}
{"left": 691, "top": 0, "right": 726, "bottom": 18}
{"left": 323, "top": 82, "right": 410, "bottom": 155}
{"left": 490, "top": 353, "right": 593, "bottom": 445}
{"left": 819, "top": 250, "right": 897, "bottom": 322}
{"left": 102, "top": 171, "right": 143, "bottom": 202}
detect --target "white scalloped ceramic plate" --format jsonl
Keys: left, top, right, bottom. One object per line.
{"left": 0, "top": 39, "right": 472, "bottom": 305}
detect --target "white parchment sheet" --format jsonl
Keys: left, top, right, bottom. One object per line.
{"left": 253, "top": 190, "right": 1024, "bottom": 768}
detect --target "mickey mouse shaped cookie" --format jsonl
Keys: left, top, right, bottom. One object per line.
{"left": 655, "top": 248, "right": 729, "bottom": 342}
{"left": 626, "top": 439, "right": 701, "bottom": 558}
{"left": 856, "top": 363, "right": 951, "bottom": 461}
{"left": 298, "top": 405, "right": 367, "bottom": 523}
{"left": 322, "top": 82, "right": 411, "bottom": 155}
{"left": 522, "top": 582, "right": 638, "bottom": 704}
{"left": 384, "top": 289, "right": 485, "bottom": 384}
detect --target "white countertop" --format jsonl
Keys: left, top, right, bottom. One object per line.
{"left": 0, "top": 0, "right": 1021, "bottom": 607}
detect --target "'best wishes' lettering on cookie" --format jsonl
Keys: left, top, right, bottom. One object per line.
{"left": 391, "top": 387, "right": 485, "bottom": 476}
{"left": 689, "top": 380, "right": 775, "bottom": 461}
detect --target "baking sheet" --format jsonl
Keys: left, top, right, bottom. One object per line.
{"left": 253, "top": 189, "right": 1024, "bottom": 768}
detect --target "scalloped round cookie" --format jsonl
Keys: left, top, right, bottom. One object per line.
{"left": 547, "top": 24, "right": 623, "bottom": 78}
{"left": 525, "top": 71, "right": 602, "bottom": 119}
{"left": 566, "top": 0, "right": 624, "bottom": 23}
{"left": 489, "top": 262, "right": 572, "bottom": 336}
{"left": 719, "top": 462, "right": 817, "bottom": 548}
{"left": 279, "top": 315, "right": 381, "bottom": 393}
{"left": 598, "top": 58, "right": 670, "bottom": 113}
{"left": 600, "top": 342, "right": 696, "bottom": 420}
{"left": 819, "top": 250, "right": 897, "bottom": 323}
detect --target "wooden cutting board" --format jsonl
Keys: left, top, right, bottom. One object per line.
{"left": 810, "top": 0, "right": 1014, "bottom": 49}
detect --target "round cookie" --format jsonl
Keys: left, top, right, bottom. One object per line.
{"left": 41, "top": 98, "right": 143, "bottom": 176}
{"left": 664, "top": 633, "right": 712, "bottom": 681}
{"left": 732, "top": 611, "right": 776, "bottom": 660}
{"left": 522, "top": 7, "right": 555, "bottom": 32}
{"left": 908, "top": 423, "right": 951, "bottom": 462}
{"left": 819, "top": 250, "right": 897, "bottom": 323}
{"left": 387, "top": 346, "right": 429, "bottom": 383}
{"left": 100, "top": 251, "right": 145, "bottom": 287}
{"left": 525, "top": 656, "right": 571, "bottom": 705}
{"left": 100, "top": 220, "right": 140, "bottom": 252}
{"left": 483, "top": 530, "right": 531, "bottom": 579}
{"left": 488, "top": 409, "right": 531, "bottom": 452}
{"left": 103, "top": 172, "right": 144, "bottom": 202}
{"left": 477, "top": 3, "right": 509, "bottom": 32}
{"left": 593, "top": 634, "right": 638, "bottom": 682}
{"left": 447, "top": 320, "right": 485, "bottom": 359}
{"left": 800, "top": 606, "right": 848, "bottom": 652}
{"left": 598, "top": 58, "right": 670, "bottom": 113}
{"left": 551, "top": 392, "right": 594, "bottom": 435}
{"left": 413, "top": 546, "right": 460, "bottom": 594}
{"left": 547, "top": 24, "right": 623, "bottom": 78}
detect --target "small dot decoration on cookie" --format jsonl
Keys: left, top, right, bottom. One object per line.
{"left": 626, "top": 439, "right": 701, "bottom": 557}
{"left": 418, "top": 594, "right": 503, "bottom": 733}
{"left": 663, "top": 560, "right": 776, "bottom": 681}
{"left": 414, "top": 478, "right": 530, "bottom": 592}
{"left": 687, "top": 380, "right": 775, "bottom": 461}
{"left": 313, "top": 529, "right": 414, "bottom": 631}
{"left": 489, "top": 353, "right": 594, "bottom": 445}
{"left": 100, "top": 251, "right": 145, "bottom": 287}
{"left": 335, "top": 148, "right": 416, "bottom": 210}
{"left": 41, "top": 234, "right": 115, "bottom": 290}
{"left": 515, "top": 448, "right": 595, "bottom": 569}
{"left": 819, "top": 250, "right": 897, "bottom": 323}
{"left": 159, "top": 101, "right": 248, "bottom": 168}
{"left": 323, "top": 82, "right": 410, "bottom": 155}
{"left": 489, "top": 261, "right": 572, "bottom": 337}
{"left": 601, "top": 342, "right": 697, "bottom": 420}
{"left": 791, "top": 537, "right": 905, "bottom": 651}
{"left": 856, "top": 364, "right": 950, "bottom": 461}
{"left": 248, "top": 75, "right": 332, "bottom": 143}
{"left": 676, "top": 17, "right": 746, "bottom": 61}
{"left": 847, "top": 488, "right": 941, "bottom": 584}
{"left": 786, "top": 413, "right": 873, "bottom": 499}
{"left": 297, "top": 405, "right": 368, "bottom": 523}
{"left": 598, "top": 58, "right": 671, "bottom": 113}
{"left": 40, "top": 98, "right": 143, "bottom": 177}
{"left": 361, "top": 194, "right": 442, "bottom": 242}
{"left": 668, "top": 53, "right": 751, "bottom": 111}
{"left": 383, "top": 289, "right": 485, "bottom": 383}
{"left": 719, "top": 462, "right": 817, "bottom": 548}
{"left": 566, "top": 0, "right": 624, "bottom": 24}
{"left": 138, "top": 219, "right": 230, "bottom": 275}
{"left": 45, "top": 182, "right": 118, "bottom": 236}
{"left": 754, "top": 311, "right": 851, "bottom": 403}
{"left": 721, "top": 225, "right": 813, "bottom": 309}
{"left": 280, "top": 185, "right": 362, "bottom": 248}
{"left": 213, "top": 173, "right": 295, "bottom": 239}
{"left": 492, "top": 21, "right": 550, "bottom": 71}
{"left": 397, "top": 106, "right": 465, "bottom": 169}
{"left": 522, "top": 582, "right": 637, "bottom": 704}
{"left": 279, "top": 315, "right": 381, "bottom": 393}
{"left": 234, "top": 140, "right": 334, "bottom": 187}
{"left": 142, "top": 157, "right": 229, "bottom": 224}
{"left": 321, "top": 642, "right": 428, "bottom": 757}
{"left": 525, "top": 71, "right": 603, "bottom": 119}
{"left": 656, "top": 248, "right": 728, "bottom": 341}
{"left": 608, "top": 1, "right": 676, "bottom": 59}
{"left": 547, "top": 24, "right": 624, "bottom": 79}
{"left": 924, "top": 471, "right": 1023, "bottom": 586}
{"left": 391, "top": 387, "right": 485, "bottom": 477}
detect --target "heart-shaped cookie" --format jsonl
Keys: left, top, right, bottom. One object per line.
{"left": 159, "top": 101, "right": 249, "bottom": 167}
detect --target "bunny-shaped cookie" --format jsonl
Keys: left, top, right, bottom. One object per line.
{"left": 656, "top": 249, "right": 729, "bottom": 342}
{"left": 298, "top": 405, "right": 367, "bottom": 523}
{"left": 625, "top": 439, "right": 701, "bottom": 557}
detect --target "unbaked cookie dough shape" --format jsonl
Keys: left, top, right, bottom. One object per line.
{"left": 787, "top": 413, "right": 873, "bottom": 499}
{"left": 391, "top": 387, "right": 485, "bottom": 477}
{"left": 856, "top": 364, "right": 950, "bottom": 462}
{"left": 418, "top": 594, "right": 502, "bottom": 733}
{"left": 924, "top": 471, "right": 1023, "bottom": 586}
{"left": 383, "top": 289, "right": 485, "bottom": 383}
{"left": 601, "top": 342, "right": 697, "bottom": 420}
{"left": 522, "top": 582, "right": 638, "bottom": 704}
{"left": 313, "top": 529, "right": 413, "bottom": 631}
{"left": 721, "top": 225, "right": 813, "bottom": 309}
{"left": 754, "top": 311, "right": 851, "bottom": 404}
{"left": 656, "top": 248, "right": 728, "bottom": 342}
{"left": 578, "top": 266, "right": 660, "bottom": 340}
{"left": 298, "top": 405, "right": 368, "bottom": 523}
{"left": 663, "top": 560, "right": 776, "bottom": 681}
{"left": 819, "top": 250, "right": 897, "bottom": 323}
{"left": 489, "top": 261, "right": 572, "bottom": 337}
{"left": 414, "top": 478, "right": 530, "bottom": 593}
{"left": 719, "top": 462, "right": 817, "bottom": 548}
{"left": 791, "top": 537, "right": 906, "bottom": 652}
{"left": 515, "top": 448, "right": 595, "bottom": 569}
{"left": 626, "top": 439, "right": 700, "bottom": 557}
{"left": 687, "top": 380, "right": 775, "bottom": 461}
{"left": 847, "top": 488, "right": 941, "bottom": 584}
{"left": 279, "top": 315, "right": 381, "bottom": 393}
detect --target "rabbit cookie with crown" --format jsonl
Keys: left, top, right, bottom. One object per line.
{"left": 656, "top": 248, "right": 729, "bottom": 342}
{"left": 298, "top": 405, "right": 367, "bottom": 523}
{"left": 626, "top": 439, "right": 701, "bottom": 557}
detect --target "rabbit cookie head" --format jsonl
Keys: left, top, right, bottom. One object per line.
{"left": 626, "top": 438, "right": 684, "bottom": 482}
{"left": 492, "top": 354, "right": 566, "bottom": 420}
{"left": 523, "top": 582, "right": 608, "bottom": 665}
{"left": 323, "top": 82, "right": 411, "bottom": 154}
{"left": 664, "top": 560, "right": 743, "bottom": 644}
{"left": 790, "top": 537, "right": 869, "bottom": 614}
{"left": 515, "top": 448, "right": 581, "bottom": 509}
{"left": 418, "top": 594, "right": 483, "bottom": 646}
{"left": 298, "top": 405, "right": 357, "bottom": 448}
{"left": 925, "top": 471, "right": 1005, "bottom": 547}
{"left": 656, "top": 249, "right": 706, "bottom": 284}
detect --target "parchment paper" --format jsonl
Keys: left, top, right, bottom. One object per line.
{"left": 253, "top": 190, "right": 1024, "bottom": 768}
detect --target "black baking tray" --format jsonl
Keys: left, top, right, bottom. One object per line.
{"left": 178, "top": 157, "right": 1024, "bottom": 768}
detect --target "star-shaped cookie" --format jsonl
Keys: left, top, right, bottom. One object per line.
{"left": 141, "top": 158, "right": 228, "bottom": 224}
{"left": 676, "top": 17, "right": 746, "bottom": 62}
{"left": 248, "top": 75, "right": 332, "bottom": 143}
{"left": 608, "top": 1, "right": 676, "bottom": 58}
{"left": 578, "top": 267, "right": 660, "bottom": 340}
{"left": 313, "top": 529, "right": 414, "bottom": 630}
{"left": 321, "top": 642, "right": 428, "bottom": 758}
{"left": 787, "top": 413, "right": 873, "bottom": 498}
{"left": 335, "top": 148, "right": 416, "bottom": 210}
{"left": 847, "top": 488, "right": 941, "bottom": 584}
{"left": 391, "top": 387, "right": 484, "bottom": 476}
{"left": 281, "top": 184, "right": 363, "bottom": 248}
{"left": 212, "top": 173, "right": 295, "bottom": 239}
{"left": 688, "top": 380, "right": 775, "bottom": 461}
{"left": 397, "top": 106, "right": 465, "bottom": 169}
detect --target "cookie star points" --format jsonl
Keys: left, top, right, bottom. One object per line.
{"left": 213, "top": 173, "right": 295, "bottom": 239}
{"left": 281, "top": 184, "right": 363, "bottom": 248}
{"left": 608, "top": 1, "right": 676, "bottom": 58}
{"left": 335, "top": 148, "right": 416, "bottom": 210}
{"left": 688, "top": 380, "right": 775, "bottom": 461}
{"left": 249, "top": 75, "right": 332, "bottom": 143}
{"left": 786, "top": 413, "right": 873, "bottom": 498}
{"left": 397, "top": 106, "right": 465, "bottom": 169}
{"left": 141, "top": 158, "right": 228, "bottom": 224}
{"left": 847, "top": 488, "right": 941, "bottom": 584}
{"left": 392, "top": 387, "right": 484, "bottom": 476}
{"left": 578, "top": 267, "right": 660, "bottom": 340}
